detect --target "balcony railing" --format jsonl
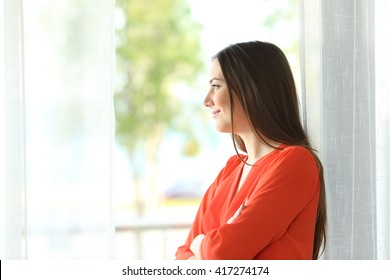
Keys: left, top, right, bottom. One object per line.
{"left": 115, "top": 218, "right": 192, "bottom": 260}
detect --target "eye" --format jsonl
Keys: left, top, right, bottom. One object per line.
{"left": 211, "top": 84, "right": 220, "bottom": 90}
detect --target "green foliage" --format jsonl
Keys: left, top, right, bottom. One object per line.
{"left": 114, "top": 0, "right": 204, "bottom": 153}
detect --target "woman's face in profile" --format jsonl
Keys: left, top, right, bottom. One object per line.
{"left": 204, "top": 59, "right": 249, "bottom": 134}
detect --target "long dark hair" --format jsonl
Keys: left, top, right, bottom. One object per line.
{"left": 214, "top": 41, "right": 327, "bottom": 259}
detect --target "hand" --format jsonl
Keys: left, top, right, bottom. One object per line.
{"left": 190, "top": 234, "right": 205, "bottom": 259}
{"left": 227, "top": 199, "right": 248, "bottom": 224}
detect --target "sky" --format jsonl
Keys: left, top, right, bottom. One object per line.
{"left": 187, "top": 0, "right": 298, "bottom": 58}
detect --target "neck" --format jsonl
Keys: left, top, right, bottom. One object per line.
{"left": 238, "top": 132, "right": 279, "bottom": 164}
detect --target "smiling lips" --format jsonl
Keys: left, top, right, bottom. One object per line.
{"left": 212, "top": 110, "right": 221, "bottom": 118}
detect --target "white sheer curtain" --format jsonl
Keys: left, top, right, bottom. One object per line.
{"left": 300, "top": 0, "right": 390, "bottom": 259}
{"left": 2, "top": 0, "right": 389, "bottom": 261}
{"left": 1, "top": 0, "right": 115, "bottom": 259}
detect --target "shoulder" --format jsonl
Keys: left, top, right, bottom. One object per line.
{"left": 260, "top": 145, "right": 320, "bottom": 181}
{"left": 215, "top": 154, "right": 246, "bottom": 182}
{"left": 226, "top": 154, "right": 246, "bottom": 167}
{"left": 272, "top": 145, "right": 317, "bottom": 165}
{"left": 207, "top": 154, "right": 244, "bottom": 188}
{"left": 257, "top": 145, "right": 320, "bottom": 195}
{"left": 217, "top": 154, "right": 245, "bottom": 177}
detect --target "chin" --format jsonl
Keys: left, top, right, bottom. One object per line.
{"left": 215, "top": 124, "right": 232, "bottom": 133}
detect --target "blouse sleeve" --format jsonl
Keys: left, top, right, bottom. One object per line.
{"left": 175, "top": 187, "right": 210, "bottom": 260}
{"left": 199, "top": 147, "right": 320, "bottom": 260}
{"left": 175, "top": 159, "right": 230, "bottom": 260}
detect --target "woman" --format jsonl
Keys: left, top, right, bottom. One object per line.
{"left": 175, "top": 41, "right": 327, "bottom": 260}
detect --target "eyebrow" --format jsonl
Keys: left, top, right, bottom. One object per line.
{"left": 209, "top": 78, "right": 223, "bottom": 84}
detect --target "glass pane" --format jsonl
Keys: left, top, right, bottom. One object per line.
{"left": 113, "top": 0, "right": 299, "bottom": 260}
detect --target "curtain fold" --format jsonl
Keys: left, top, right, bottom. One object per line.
{"left": 1, "top": 0, "right": 115, "bottom": 259}
{"left": 300, "top": 0, "right": 389, "bottom": 259}
{"left": 321, "top": 0, "right": 376, "bottom": 259}
{"left": 375, "top": 0, "right": 390, "bottom": 260}
{"left": 1, "top": 0, "right": 27, "bottom": 260}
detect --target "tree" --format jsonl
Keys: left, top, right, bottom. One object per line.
{"left": 114, "top": 0, "right": 204, "bottom": 215}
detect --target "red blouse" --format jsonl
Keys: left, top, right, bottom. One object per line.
{"left": 175, "top": 145, "right": 320, "bottom": 260}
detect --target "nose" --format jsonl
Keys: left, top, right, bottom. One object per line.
{"left": 203, "top": 89, "right": 214, "bottom": 108}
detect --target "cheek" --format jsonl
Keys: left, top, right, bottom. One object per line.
{"left": 214, "top": 90, "right": 230, "bottom": 108}
{"left": 232, "top": 110, "right": 252, "bottom": 133}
